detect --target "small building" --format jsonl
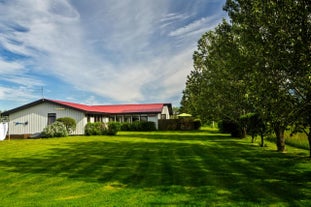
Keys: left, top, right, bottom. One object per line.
{"left": 2, "top": 98, "right": 172, "bottom": 138}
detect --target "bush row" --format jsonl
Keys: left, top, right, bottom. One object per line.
{"left": 85, "top": 121, "right": 156, "bottom": 133}
{"left": 120, "top": 121, "right": 156, "bottom": 131}
{"left": 41, "top": 118, "right": 200, "bottom": 138}
{"left": 41, "top": 120, "right": 155, "bottom": 138}
{"left": 85, "top": 122, "right": 121, "bottom": 136}
{"left": 158, "top": 119, "right": 201, "bottom": 130}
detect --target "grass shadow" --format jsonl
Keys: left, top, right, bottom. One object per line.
{"left": 117, "top": 130, "right": 231, "bottom": 142}
{"left": 0, "top": 131, "right": 310, "bottom": 206}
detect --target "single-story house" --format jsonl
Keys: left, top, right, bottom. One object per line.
{"left": 2, "top": 98, "right": 172, "bottom": 138}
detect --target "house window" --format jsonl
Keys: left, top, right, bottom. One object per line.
{"left": 140, "top": 116, "right": 148, "bottom": 122}
{"left": 132, "top": 115, "right": 139, "bottom": 122}
{"left": 124, "top": 116, "right": 131, "bottom": 123}
{"left": 116, "top": 115, "right": 123, "bottom": 122}
{"left": 109, "top": 116, "right": 116, "bottom": 122}
{"left": 94, "top": 115, "right": 102, "bottom": 122}
{"left": 47, "top": 113, "right": 56, "bottom": 125}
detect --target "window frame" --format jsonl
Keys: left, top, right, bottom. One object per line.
{"left": 47, "top": 113, "right": 56, "bottom": 125}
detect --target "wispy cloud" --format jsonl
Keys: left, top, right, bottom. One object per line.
{"left": 0, "top": 85, "right": 41, "bottom": 103}
{"left": 168, "top": 15, "right": 221, "bottom": 38}
{"left": 0, "top": 58, "right": 24, "bottom": 74}
{"left": 0, "top": 0, "right": 227, "bottom": 109}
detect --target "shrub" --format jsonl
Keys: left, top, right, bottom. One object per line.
{"left": 120, "top": 121, "right": 156, "bottom": 131}
{"left": 85, "top": 122, "right": 107, "bottom": 136}
{"left": 42, "top": 121, "right": 68, "bottom": 138}
{"left": 84, "top": 122, "right": 120, "bottom": 136}
{"left": 218, "top": 119, "right": 242, "bottom": 137}
{"left": 107, "top": 122, "right": 121, "bottom": 135}
{"left": 84, "top": 123, "right": 94, "bottom": 136}
{"left": 120, "top": 122, "right": 131, "bottom": 131}
{"left": 131, "top": 121, "right": 142, "bottom": 131}
{"left": 193, "top": 119, "right": 201, "bottom": 130}
{"left": 57, "top": 117, "right": 76, "bottom": 134}
{"left": 140, "top": 121, "right": 156, "bottom": 131}
{"left": 158, "top": 119, "right": 201, "bottom": 131}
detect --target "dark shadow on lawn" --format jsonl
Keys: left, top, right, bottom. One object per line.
{"left": 0, "top": 133, "right": 310, "bottom": 205}
{"left": 117, "top": 130, "right": 230, "bottom": 142}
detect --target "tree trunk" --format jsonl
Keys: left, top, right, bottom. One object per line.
{"left": 251, "top": 134, "right": 255, "bottom": 143}
{"left": 241, "top": 127, "right": 247, "bottom": 138}
{"left": 260, "top": 132, "right": 264, "bottom": 147}
{"left": 274, "top": 124, "right": 286, "bottom": 152}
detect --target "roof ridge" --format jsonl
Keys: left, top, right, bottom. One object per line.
{"left": 49, "top": 99, "right": 89, "bottom": 106}
{"left": 91, "top": 103, "right": 164, "bottom": 107}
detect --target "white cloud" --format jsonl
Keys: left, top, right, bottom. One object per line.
{"left": 0, "top": 0, "right": 227, "bottom": 109}
{"left": 160, "top": 12, "right": 191, "bottom": 23}
{"left": 0, "top": 58, "right": 24, "bottom": 74}
{"left": 3, "top": 75, "right": 44, "bottom": 88}
{"left": 0, "top": 85, "right": 41, "bottom": 103}
{"left": 169, "top": 15, "right": 222, "bottom": 38}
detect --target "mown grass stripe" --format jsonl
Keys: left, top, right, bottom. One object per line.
{"left": 0, "top": 130, "right": 310, "bottom": 206}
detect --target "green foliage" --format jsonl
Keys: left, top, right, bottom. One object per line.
{"left": 56, "top": 117, "right": 76, "bottom": 134}
{"left": 182, "top": 0, "right": 311, "bottom": 153}
{"left": 130, "top": 121, "right": 142, "bottom": 131}
{"left": 85, "top": 122, "right": 120, "bottom": 136}
{"left": 241, "top": 113, "right": 269, "bottom": 146}
{"left": 218, "top": 119, "right": 242, "bottom": 138}
{"left": 85, "top": 122, "right": 106, "bottom": 136}
{"left": 120, "top": 122, "right": 131, "bottom": 131}
{"left": 193, "top": 119, "right": 202, "bottom": 130}
{"left": 107, "top": 122, "right": 121, "bottom": 135}
{"left": 140, "top": 121, "right": 157, "bottom": 131}
{"left": 41, "top": 121, "right": 68, "bottom": 138}
{"left": 158, "top": 119, "right": 201, "bottom": 131}
{"left": 120, "top": 121, "right": 156, "bottom": 131}
{"left": 181, "top": 20, "right": 252, "bottom": 127}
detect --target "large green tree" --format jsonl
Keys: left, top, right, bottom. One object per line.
{"left": 182, "top": 0, "right": 310, "bottom": 154}
{"left": 182, "top": 20, "right": 253, "bottom": 136}
{"left": 224, "top": 0, "right": 310, "bottom": 152}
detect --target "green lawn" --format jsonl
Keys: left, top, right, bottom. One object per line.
{"left": 0, "top": 129, "right": 310, "bottom": 206}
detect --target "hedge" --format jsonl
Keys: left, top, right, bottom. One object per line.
{"left": 56, "top": 117, "right": 76, "bottom": 134}
{"left": 120, "top": 121, "right": 156, "bottom": 131}
{"left": 158, "top": 119, "right": 201, "bottom": 131}
{"left": 85, "top": 122, "right": 120, "bottom": 136}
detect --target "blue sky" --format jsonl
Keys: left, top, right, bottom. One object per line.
{"left": 0, "top": 0, "right": 227, "bottom": 111}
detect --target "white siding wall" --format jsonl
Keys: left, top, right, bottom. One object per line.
{"left": 162, "top": 106, "right": 170, "bottom": 119}
{"left": 8, "top": 102, "right": 86, "bottom": 135}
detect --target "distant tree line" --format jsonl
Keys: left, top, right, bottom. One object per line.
{"left": 180, "top": 0, "right": 311, "bottom": 156}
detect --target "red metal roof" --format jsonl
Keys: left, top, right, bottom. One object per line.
{"left": 49, "top": 99, "right": 170, "bottom": 114}
{"left": 2, "top": 99, "right": 172, "bottom": 115}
